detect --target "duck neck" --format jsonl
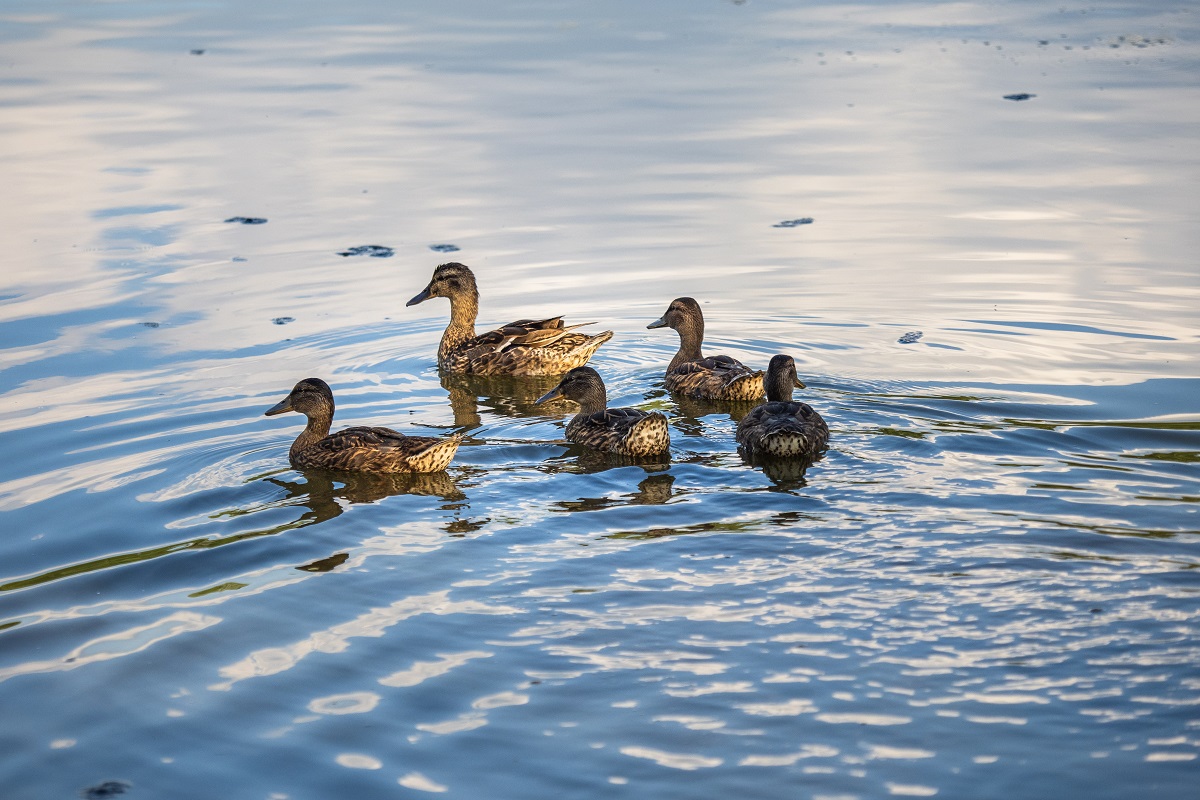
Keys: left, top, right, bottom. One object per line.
{"left": 574, "top": 383, "right": 607, "bottom": 416}
{"left": 291, "top": 407, "right": 333, "bottom": 461}
{"left": 439, "top": 289, "right": 479, "bottom": 363}
{"left": 765, "top": 370, "right": 794, "bottom": 403}
{"left": 667, "top": 316, "right": 704, "bottom": 372}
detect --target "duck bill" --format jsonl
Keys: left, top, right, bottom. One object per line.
{"left": 646, "top": 315, "right": 668, "bottom": 329}
{"left": 535, "top": 386, "right": 564, "bottom": 405}
{"left": 264, "top": 397, "right": 293, "bottom": 416}
{"left": 406, "top": 285, "right": 433, "bottom": 307}
{"left": 794, "top": 378, "right": 807, "bottom": 389}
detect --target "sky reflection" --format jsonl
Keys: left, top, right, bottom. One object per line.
{"left": 0, "top": 2, "right": 1197, "bottom": 799}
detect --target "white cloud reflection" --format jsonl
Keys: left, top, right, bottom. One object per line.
{"left": 0, "top": 611, "right": 219, "bottom": 683}
{"left": 209, "top": 591, "right": 517, "bottom": 691}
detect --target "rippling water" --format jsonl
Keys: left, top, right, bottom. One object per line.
{"left": 1, "top": 1, "right": 1198, "bottom": 798}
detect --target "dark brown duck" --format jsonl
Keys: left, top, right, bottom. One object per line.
{"left": 264, "top": 378, "right": 461, "bottom": 473}
{"left": 407, "top": 262, "right": 613, "bottom": 376}
{"left": 536, "top": 367, "right": 670, "bottom": 457}
{"left": 735, "top": 355, "right": 828, "bottom": 460}
{"left": 648, "top": 297, "right": 764, "bottom": 401}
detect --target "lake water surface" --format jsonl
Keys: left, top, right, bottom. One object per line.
{"left": 1, "top": 1, "right": 1198, "bottom": 798}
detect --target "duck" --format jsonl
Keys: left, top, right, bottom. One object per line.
{"left": 407, "top": 262, "right": 613, "bottom": 376}
{"left": 264, "top": 378, "right": 461, "bottom": 473}
{"left": 536, "top": 367, "right": 670, "bottom": 457}
{"left": 647, "top": 297, "right": 764, "bottom": 401}
{"left": 735, "top": 355, "right": 829, "bottom": 461}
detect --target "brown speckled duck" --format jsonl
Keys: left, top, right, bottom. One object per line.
{"left": 536, "top": 367, "right": 670, "bottom": 457}
{"left": 264, "top": 378, "right": 461, "bottom": 473}
{"left": 736, "top": 355, "right": 828, "bottom": 461}
{"left": 407, "top": 262, "right": 613, "bottom": 376}
{"left": 647, "top": 297, "right": 764, "bottom": 401}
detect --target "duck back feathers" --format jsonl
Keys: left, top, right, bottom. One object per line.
{"left": 296, "top": 427, "right": 463, "bottom": 472}
{"left": 665, "top": 356, "right": 764, "bottom": 401}
{"left": 736, "top": 402, "right": 828, "bottom": 459}
{"left": 566, "top": 408, "right": 671, "bottom": 458}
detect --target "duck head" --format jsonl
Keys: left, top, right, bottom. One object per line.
{"left": 265, "top": 377, "right": 335, "bottom": 419}
{"left": 647, "top": 296, "right": 704, "bottom": 336}
{"left": 764, "top": 354, "right": 806, "bottom": 402}
{"left": 407, "top": 262, "right": 479, "bottom": 307}
{"left": 536, "top": 366, "right": 607, "bottom": 414}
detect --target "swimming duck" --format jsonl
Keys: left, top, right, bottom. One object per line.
{"left": 264, "top": 378, "right": 461, "bottom": 473}
{"left": 407, "top": 262, "right": 613, "bottom": 376}
{"left": 536, "top": 367, "right": 670, "bottom": 457}
{"left": 647, "top": 297, "right": 764, "bottom": 401}
{"left": 735, "top": 355, "right": 828, "bottom": 460}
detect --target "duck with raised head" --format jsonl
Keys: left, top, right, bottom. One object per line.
{"left": 407, "top": 262, "right": 614, "bottom": 376}
{"left": 264, "top": 378, "right": 461, "bottom": 473}
{"left": 647, "top": 297, "right": 764, "bottom": 401}
{"left": 536, "top": 367, "right": 670, "bottom": 457}
{"left": 735, "top": 355, "right": 828, "bottom": 461}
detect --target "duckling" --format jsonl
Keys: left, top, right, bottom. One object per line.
{"left": 647, "top": 297, "right": 764, "bottom": 401}
{"left": 407, "top": 262, "right": 613, "bottom": 376}
{"left": 536, "top": 367, "right": 670, "bottom": 457}
{"left": 735, "top": 355, "right": 828, "bottom": 460}
{"left": 264, "top": 378, "right": 461, "bottom": 473}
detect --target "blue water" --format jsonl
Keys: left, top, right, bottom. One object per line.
{"left": 1, "top": 1, "right": 1197, "bottom": 798}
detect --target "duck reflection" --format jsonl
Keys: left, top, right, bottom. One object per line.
{"left": 677, "top": 398, "right": 758, "bottom": 437}
{"left": 297, "top": 552, "right": 350, "bottom": 573}
{"left": 566, "top": 447, "right": 672, "bottom": 475}
{"left": 649, "top": 387, "right": 756, "bottom": 438}
{"left": 743, "top": 452, "right": 823, "bottom": 487}
{"left": 265, "top": 468, "right": 466, "bottom": 527}
{"left": 551, "top": 461, "right": 677, "bottom": 513}
{"left": 442, "top": 372, "right": 563, "bottom": 429}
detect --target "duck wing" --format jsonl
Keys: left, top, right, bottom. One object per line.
{"left": 567, "top": 408, "right": 670, "bottom": 457}
{"left": 666, "top": 356, "right": 764, "bottom": 401}
{"left": 447, "top": 317, "right": 613, "bottom": 376}
{"left": 296, "top": 427, "right": 462, "bottom": 473}
{"left": 493, "top": 321, "right": 599, "bottom": 353}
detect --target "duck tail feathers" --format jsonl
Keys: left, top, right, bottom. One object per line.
{"left": 404, "top": 434, "right": 463, "bottom": 473}
{"left": 724, "top": 370, "right": 765, "bottom": 401}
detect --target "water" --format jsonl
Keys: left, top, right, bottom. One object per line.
{"left": 1, "top": 1, "right": 1198, "bottom": 797}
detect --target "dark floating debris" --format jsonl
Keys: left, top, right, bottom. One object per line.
{"left": 272, "top": 317, "right": 294, "bottom": 325}
{"left": 898, "top": 331, "right": 924, "bottom": 344}
{"left": 82, "top": 781, "right": 132, "bottom": 799}
{"left": 429, "top": 243, "right": 460, "bottom": 253}
{"left": 231, "top": 256, "right": 247, "bottom": 262}
{"left": 1003, "top": 93, "right": 1036, "bottom": 101}
{"left": 140, "top": 321, "right": 160, "bottom": 328}
{"left": 337, "top": 245, "right": 394, "bottom": 258}
{"left": 190, "top": 49, "right": 205, "bottom": 55}
{"left": 773, "top": 218, "right": 814, "bottom": 228}
{"left": 225, "top": 216, "right": 267, "bottom": 225}
{"left": 1106, "top": 35, "right": 1170, "bottom": 49}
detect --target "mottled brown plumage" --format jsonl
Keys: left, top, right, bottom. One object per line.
{"left": 647, "top": 297, "right": 764, "bottom": 401}
{"left": 407, "top": 262, "right": 613, "bottom": 376}
{"left": 264, "top": 378, "right": 461, "bottom": 473}
{"left": 536, "top": 367, "right": 670, "bottom": 457}
{"left": 736, "top": 355, "right": 829, "bottom": 461}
